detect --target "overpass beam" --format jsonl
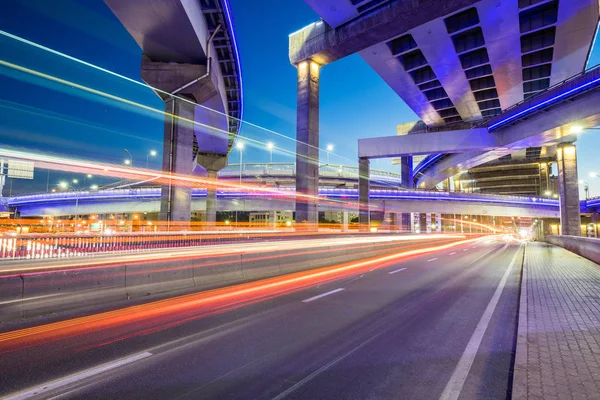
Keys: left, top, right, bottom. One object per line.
{"left": 359, "top": 157, "right": 370, "bottom": 231}
{"left": 295, "top": 60, "right": 320, "bottom": 230}
{"left": 556, "top": 143, "right": 581, "bottom": 236}
{"left": 401, "top": 156, "right": 413, "bottom": 189}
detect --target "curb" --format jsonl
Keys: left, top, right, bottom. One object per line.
{"left": 512, "top": 244, "right": 529, "bottom": 399}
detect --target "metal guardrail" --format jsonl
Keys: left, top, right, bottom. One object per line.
{"left": 220, "top": 163, "right": 403, "bottom": 180}
{"left": 0, "top": 231, "right": 283, "bottom": 261}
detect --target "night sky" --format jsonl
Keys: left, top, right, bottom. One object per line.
{"left": 0, "top": 0, "right": 599, "bottom": 196}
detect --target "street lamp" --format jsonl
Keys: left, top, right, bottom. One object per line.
{"left": 146, "top": 150, "right": 157, "bottom": 168}
{"left": 236, "top": 141, "right": 244, "bottom": 184}
{"left": 124, "top": 148, "right": 133, "bottom": 166}
{"left": 58, "top": 181, "right": 85, "bottom": 232}
{"left": 579, "top": 180, "right": 590, "bottom": 200}
{"left": 266, "top": 142, "right": 274, "bottom": 164}
{"left": 326, "top": 144, "right": 334, "bottom": 165}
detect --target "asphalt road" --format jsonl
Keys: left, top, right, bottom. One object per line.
{"left": 0, "top": 237, "right": 523, "bottom": 400}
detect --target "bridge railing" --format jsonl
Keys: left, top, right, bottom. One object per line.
{"left": 486, "top": 63, "right": 600, "bottom": 130}
{"left": 0, "top": 230, "right": 290, "bottom": 261}
{"left": 220, "top": 163, "right": 403, "bottom": 180}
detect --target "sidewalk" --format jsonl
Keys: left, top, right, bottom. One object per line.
{"left": 513, "top": 242, "right": 600, "bottom": 400}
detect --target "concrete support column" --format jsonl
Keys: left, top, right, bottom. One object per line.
{"left": 295, "top": 60, "right": 320, "bottom": 229}
{"left": 436, "top": 213, "right": 442, "bottom": 232}
{"left": 539, "top": 162, "right": 550, "bottom": 196}
{"left": 391, "top": 212, "right": 399, "bottom": 232}
{"left": 401, "top": 213, "right": 411, "bottom": 232}
{"left": 413, "top": 213, "right": 420, "bottom": 233}
{"left": 556, "top": 143, "right": 581, "bottom": 236}
{"left": 592, "top": 212, "right": 599, "bottom": 238}
{"left": 268, "top": 211, "right": 277, "bottom": 230}
{"left": 426, "top": 213, "right": 432, "bottom": 233}
{"left": 197, "top": 154, "right": 228, "bottom": 228}
{"left": 358, "top": 157, "right": 370, "bottom": 231}
{"left": 204, "top": 169, "right": 218, "bottom": 226}
{"left": 342, "top": 211, "right": 349, "bottom": 232}
{"left": 160, "top": 98, "right": 194, "bottom": 228}
{"left": 401, "top": 156, "right": 413, "bottom": 189}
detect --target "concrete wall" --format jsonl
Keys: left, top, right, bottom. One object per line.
{"left": 545, "top": 236, "right": 600, "bottom": 265}
{"left": 0, "top": 236, "right": 462, "bottom": 321}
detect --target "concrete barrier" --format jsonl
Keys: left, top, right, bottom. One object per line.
{"left": 0, "top": 237, "right": 461, "bottom": 321}
{"left": 545, "top": 235, "right": 600, "bottom": 264}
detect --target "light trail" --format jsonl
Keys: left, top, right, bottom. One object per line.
{"left": 440, "top": 217, "right": 503, "bottom": 233}
{"left": 0, "top": 234, "right": 467, "bottom": 274}
{"left": 0, "top": 29, "right": 354, "bottom": 163}
{"left": 0, "top": 146, "right": 360, "bottom": 209}
{"left": 0, "top": 236, "right": 480, "bottom": 350}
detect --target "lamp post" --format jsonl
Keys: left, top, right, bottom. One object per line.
{"left": 326, "top": 144, "right": 334, "bottom": 165}
{"left": 146, "top": 150, "right": 157, "bottom": 168}
{"left": 266, "top": 142, "right": 274, "bottom": 164}
{"left": 124, "top": 148, "right": 133, "bottom": 166}
{"left": 59, "top": 181, "right": 85, "bottom": 232}
{"left": 579, "top": 180, "right": 590, "bottom": 200}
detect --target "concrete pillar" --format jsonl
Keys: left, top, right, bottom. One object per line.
{"left": 426, "top": 213, "right": 432, "bottom": 233}
{"left": 401, "top": 156, "right": 413, "bottom": 189}
{"left": 295, "top": 60, "right": 320, "bottom": 229}
{"left": 390, "top": 212, "right": 398, "bottom": 232}
{"left": 205, "top": 170, "right": 217, "bottom": 226}
{"left": 268, "top": 211, "right": 277, "bottom": 230}
{"left": 342, "top": 211, "right": 349, "bottom": 232}
{"left": 413, "top": 213, "right": 420, "bottom": 233}
{"left": 556, "top": 143, "right": 581, "bottom": 236}
{"left": 592, "top": 212, "right": 599, "bottom": 238}
{"left": 358, "top": 157, "right": 370, "bottom": 231}
{"left": 401, "top": 213, "right": 411, "bottom": 232}
{"left": 539, "top": 162, "right": 550, "bottom": 196}
{"left": 160, "top": 97, "right": 194, "bottom": 227}
{"left": 197, "top": 154, "right": 228, "bottom": 227}
{"left": 141, "top": 58, "right": 228, "bottom": 230}
{"left": 436, "top": 213, "right": 442, "bottom": 232}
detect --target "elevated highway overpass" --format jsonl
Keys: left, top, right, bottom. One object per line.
{"left": 291, "top": 0, "right": 598, "bottom": 235}
{"left": 6, "top": 187, "right": 561, "bottom": 219}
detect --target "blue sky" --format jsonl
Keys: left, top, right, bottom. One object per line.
{"left": 0, "top": 0, "right": 598, "bottom": 196}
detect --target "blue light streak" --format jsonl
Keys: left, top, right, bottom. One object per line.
{"left": 222, "top": 0, "right": 244, "bottom": 123}
{"left": 8, "top": 188, "right": 562, "bottom": 208}
{"left": 488, "top": 71, "right": 600, "bottom": 131}
{"left": 413, "top": 153, "right": 442, "bottom": 175}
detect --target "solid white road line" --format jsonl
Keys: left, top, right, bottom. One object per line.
{"left": 449, "top": 252, "right": 457, "bottom": 255}
{"left": 438, "top": 246, "right": 522, "bottom": 400}
{"left": 427, "top": 258, "right": 438, "bottom": 262}
{"left": 302, "top": 288, "right": 345, "bottom": 303}
{"left": 5, "top": 352, "right": 153, "bottom": 400}
{"left": 388, "top": 268, "right": 407, "bottom": 275}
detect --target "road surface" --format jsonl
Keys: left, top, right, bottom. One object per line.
{"left": 0, "top": 237, "right": 522, "bottom": 399}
